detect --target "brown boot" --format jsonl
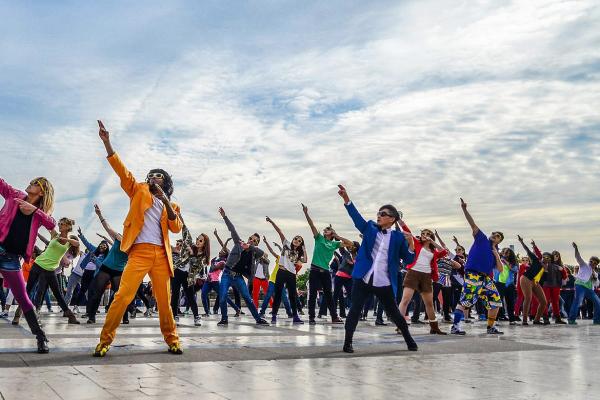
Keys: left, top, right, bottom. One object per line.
{"left": 65, "top": 309, "right": 80, "bottom": 324}
{"left": 429, "top": 320, "right": 447, "bottom": 335}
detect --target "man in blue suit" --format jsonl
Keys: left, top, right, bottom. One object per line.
{"left": 337, "top": 185, "right": 418, "bottom": 353}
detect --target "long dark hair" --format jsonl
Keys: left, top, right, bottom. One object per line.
{"left": 148, "top": 168, "right": 174, "bottom": 199}
{"left": 94, "top": 240, "right": 110, "bottom": 257}
{"left": 503, "top": 247, "right": 517, "bottom": 266}
{"left": 192, "top": 233, "right": 211, "bottom": 264}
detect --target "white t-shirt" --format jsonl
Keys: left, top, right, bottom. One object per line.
{"left": 254, "top": 260, "right": 267, "bottom": 279}
{"left": 279, "top": 239, "right": 301, "bottom": 274}
{"left": 72, "top": 255, "right": 86, "bottom": 276}
{"left": 134, "top": 197, "right": 164, "bottom": 246}
{"left": 412, "top": 247, "right": 434, "bottom": 273}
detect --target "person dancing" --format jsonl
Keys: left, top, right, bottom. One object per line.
{"left": 0, "top": 176, "right": 55, "bottom": 353}
{"left": 451, "top": 199, "right": 504, "bottom": 335}
{"left": 337, "top": 185, "right": 417, "bottom": 353}
{"left": 94, "top": 120, "right": 183, "bottom": 357}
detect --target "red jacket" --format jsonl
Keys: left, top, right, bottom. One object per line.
{"left": 400, "top": 223, "right": 447, "bottom": 283}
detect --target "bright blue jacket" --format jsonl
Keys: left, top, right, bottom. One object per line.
{"left": 344, "top": 202, "right": 415, "bottom": 295}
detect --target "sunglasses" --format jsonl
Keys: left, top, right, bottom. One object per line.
{"left": 147, "top": 172, "right": 164, "bottom": 180}
{"left": 377, "top": 211, "right": 394, "bottom": 218}
{"left": 30, "top": 179, "right": 45, "bottom": 195}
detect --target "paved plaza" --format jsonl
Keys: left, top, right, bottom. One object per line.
{"left": 0, "top": 310, "right": 598, "bottom": 399}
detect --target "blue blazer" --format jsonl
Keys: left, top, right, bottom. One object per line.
{"left": 345, "top": 202, "right": 415, "bottom": 295}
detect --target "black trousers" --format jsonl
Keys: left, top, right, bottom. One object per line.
{"left": 75, "top": 269, "right": 95, "bottom": 306}
{"left": 27, "top": 263, "right": 69, "bottom": 312}
{"left": 273, "top": 269, "right": 298, "bottom": 317}
{"left": 171, "top": 268, "right": 199, "bottom": 318}
{"left": 345, "top": 279, "right": 413, "bottom": 344}
{"left": 432, "top": 283, "right": 454, "bottom": 318}
{"left": 333, "top": 275, "right": 353, "bottom": 318}
{"left": 86, "top": 265, "right": 125, "bottom": 321}
{"left": 308, "top": 266, "right": 337, "bottom": 320}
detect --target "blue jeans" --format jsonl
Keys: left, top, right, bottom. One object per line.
{"left": 201, "top": 281, "right": 239, "bottom": 314}
{"left": 0, "top": 251, "right": 22, "bottom": 271}
{"left": 260, "top": 281, "right": 292, "bottom": 316}
{"left": 568, "top": 285, "right": 600, "bottom": 322}
{"left": 219, "top": 270, "right": 261, "bottom": 321}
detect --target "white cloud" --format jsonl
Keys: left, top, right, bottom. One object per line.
{"left": 1, "top": 0, "right": 599, "bottom": 263}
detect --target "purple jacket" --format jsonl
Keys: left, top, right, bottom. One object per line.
{"left": 0, "top": 178, "right": 56, "bottom": 262}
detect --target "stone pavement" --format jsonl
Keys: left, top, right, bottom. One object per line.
{"left": 0, "top": 309, "right": 598, "bottom": 399}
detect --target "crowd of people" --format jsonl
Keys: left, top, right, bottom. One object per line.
{"left": 0, "top": 120, "right": 598, "bottom": 356}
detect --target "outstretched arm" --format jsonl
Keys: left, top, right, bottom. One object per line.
{"left": 219, "top": 207, "right": 241, "bottom": 243}
{"left": 573, "top": 242, "right": 586, "bottom": 267}
{"left": 37, "top": 233, "right": 50, "bottom": 246}
{"left": 96, "top": 233, "right": 114, "bottom": 246}
{"left": 265, "top": 217, "right": 286, "bottom": 243}
{"left": 77, "top": 228, "right": 97, "bottom": 252}
{"left": 263, "top": 236, "right": 279, "bottom": 258}
{"left": 339, "top": 185, "right": 368, "bottom": 233}
{"left": 332, "top": 232, "right": 354, "bottom": 248}
{"left": 99, "top": 120, "right": 138, "bottom": 197}
{"left": 301, "top": 203, "right": 319, "bottom": 238}
{"left": 213, "top": 228, "right": 225, "bottom": 248}
{"left": 94, "top": 204, "right": 122, "bottom": 242}
{"left": 434, "top": 230, "right": 449, "bottom": 250}
{"left": 460, "top": 198, "right": 479, "bottom": 236}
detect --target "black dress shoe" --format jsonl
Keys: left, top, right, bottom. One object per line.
{"left": 343, "top": 342, "right": 354, "bottom": 353}
{"left": 375, "top": 319, "right": 388, "bottom": 326}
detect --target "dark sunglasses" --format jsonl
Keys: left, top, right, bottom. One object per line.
{"left": 377, "top": 211, "right": 394, "bottom": 218}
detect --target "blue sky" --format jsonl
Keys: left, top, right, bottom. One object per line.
{"left": 1, "top": 0, "right": 599, "bottom": 264}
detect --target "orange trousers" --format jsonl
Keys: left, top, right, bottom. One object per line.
{"left": 99, "top": 243, "right": 179, "bottom": 346}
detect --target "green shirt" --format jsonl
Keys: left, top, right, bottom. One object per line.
{"left": 311, "top": 233, "right": 341, "bottom": 270}
{"left": 34, "top": 238, "right": 70, "bottom": 271}
{"left": 575, "top": 278, "right": 594, "bottom": 290}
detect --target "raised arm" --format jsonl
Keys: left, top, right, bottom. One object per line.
{"left": 460, "top": 198, "right": 479, "bottom": 236}
{"left": 573, "top": 242, "right": 586, "bottom": 267}
{"left": 273, "top": 242, "right": 283, "bottom": 252}
{"left": 213, "top": 228, "right": 226, "bottom": 248}
{"left": 77, "top": 228, "right": 97, "bottom": 252}
{"left": 492, "top": 247, "right": 503, "bottom": 273}
{"left": 219, "top": 207, "right": 241, "bottom": 243}
{"left": 338, "top": 185, "right": 368, "bottom": 233}
{"left": 301, "top": 203, "right": 319, "bottom": 238}
{"left": 517, "top": 235, "right": 536, "bottom": 260}
{"left": 452, "top": 235, "right": 462, "bottom": 248}
{"left": 262, "top": 236, "right": 279, "bottom": 258}
{"left": 434, "top": 230, "right": 449, "bottom": 250}
{"left": 531, "top": 240, "right": 543, "bottom": 261}
{"left": 0, "top": 178, "right": 22, "bottom": 200}
{"left": 94, "top": 204, "right": 122, "bottom": 242}
{"left": 99, "top": 120, "right": 139, "bottom": 197}
{"left": 265, "top": 216, "right": 286, "bottom": 243}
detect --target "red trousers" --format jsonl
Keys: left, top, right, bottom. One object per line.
{"left": 252, "top": 277, "right": 270, "bottom": 308}
{"left": 543, "top": 286, "right": 561, "bottom": 317}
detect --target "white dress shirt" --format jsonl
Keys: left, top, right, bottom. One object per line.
{"left": 363, "top": 229, "right": 392, "bottom": 287}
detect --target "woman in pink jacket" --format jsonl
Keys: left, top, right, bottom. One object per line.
{"left": 0, "top": 177, "right": 56, "bottom": 353}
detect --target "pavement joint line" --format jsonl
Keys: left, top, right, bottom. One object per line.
{"left": 44, "top": 381, "right": 64, "bottom": 400}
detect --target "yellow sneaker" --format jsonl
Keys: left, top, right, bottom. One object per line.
{"left": 167, "top": 343, "right": 183, "bottom": 355}
{"left": 93, "top": 343, "right": 110, "bottom": 357}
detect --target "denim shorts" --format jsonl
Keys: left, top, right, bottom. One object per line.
{"left": 0, "top": 247, "right": 22, "bottom": 271}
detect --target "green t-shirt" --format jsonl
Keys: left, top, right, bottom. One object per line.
{"left": 311, "top": 233, "right": 341, "bottom": 270}
{"left": 35, "top": 238, "right": 70, "bottom": 271}
{"left": 575, "top": 278, "right": 594, "bottom": 290}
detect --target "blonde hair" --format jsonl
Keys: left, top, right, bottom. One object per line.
{"left": 32, "top": 177, "right": 55, "bottom": 214}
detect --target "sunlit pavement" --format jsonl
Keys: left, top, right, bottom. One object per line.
{"left": 0, "top": 309, "right": 598, "bottom": 399}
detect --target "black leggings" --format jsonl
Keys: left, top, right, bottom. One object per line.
{"left": 171, "top": 268, "right": 199, "bottom": 318}
{"left": 26, "top": 263, "right": 69, "bottom": 312}
{"left": 273, "top": 269, "right": 298, "bottom": 317}
{"left": 86, "top": 265, "right": 124, "bottom": 320}
{"left": 75, "top": 269, "right": 95, "bottom": 306}
{"left": 432, "top": 282, "right": 454, "bottom": 318}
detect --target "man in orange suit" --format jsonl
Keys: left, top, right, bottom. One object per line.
{"left": 93, "top": 120, "right": 183, "bottom": 357}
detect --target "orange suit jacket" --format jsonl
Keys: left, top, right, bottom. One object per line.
{"left": 107, "top": 153, "right": 183, "bottom": 275}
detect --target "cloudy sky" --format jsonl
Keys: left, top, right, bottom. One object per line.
{"left": 1, "top": 0, "right": 599, "bottom": 264}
